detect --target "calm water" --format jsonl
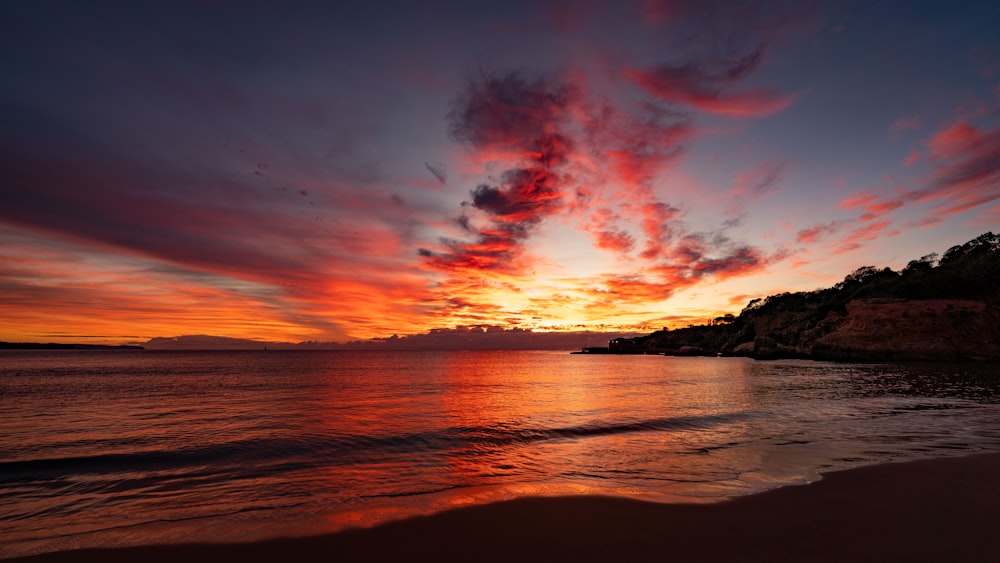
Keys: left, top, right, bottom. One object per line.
{"left": 2, "top": 350, "right": 1000, "bottom": 557}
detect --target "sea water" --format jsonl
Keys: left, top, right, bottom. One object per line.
{"left": 2, "top": 350, "right": 999, "bottom": 557}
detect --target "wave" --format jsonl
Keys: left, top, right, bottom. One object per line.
{"left": 0, "top": 411, "right": 754, "bottom": 482}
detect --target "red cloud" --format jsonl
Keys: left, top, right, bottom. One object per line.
{"left": 840, "top": 190, "right": 905, "bottom": 216}
{"left": 833, "top": 220, "right": 897, "bottom": 255}
{"left": 585, "top": 208, "right": 635, "bottom": 255}
{"left": 927, "top": 121, "right": 985, "bottom": 159}
{"left": 639, "top": 201, "right": 681, "bottom": 259}
{"left": 581, "top": 99, "right": 693, "bottom": 196}
{"left": 845, "top": 115, "right": 1000, "bottom": 223}
{"left": 796, "top": 220, "right": 845, "bottom": 244}
{"left": 922, "top": 120, "right": 1000, "bottom": 211}
{"left": 594, "top": 230, "right": 636, "bottom": 254}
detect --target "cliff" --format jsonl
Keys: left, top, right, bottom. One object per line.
{"left": 634, "top": 232, "right": 1000, "bottom": 362}
{"left": 810, "top": 299, "right": 1000, "bottom": 361}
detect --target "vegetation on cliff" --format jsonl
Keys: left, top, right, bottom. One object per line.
{"left": 635, "top": 232, "right": 1000, "bottom": 361}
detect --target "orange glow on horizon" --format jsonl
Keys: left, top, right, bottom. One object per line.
{"left": 3, "top": 3, "right": 998, "bottom": 346}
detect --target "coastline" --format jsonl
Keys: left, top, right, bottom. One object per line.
{"left": 9, "top": 451, "right": 1000, "bottom": 563}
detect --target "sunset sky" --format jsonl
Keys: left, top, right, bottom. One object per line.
{"left": 2, "top": 1, "right": 999, "bottom": 345}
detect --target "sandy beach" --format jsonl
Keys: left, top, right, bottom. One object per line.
{"left": 9, "top": 452, "right": 1000, "bottom": 563}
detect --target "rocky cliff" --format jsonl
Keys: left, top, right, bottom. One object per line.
{"left": 634, "top": 233, "right": 1000, "bottom": 362}
{"left": 810, "top": 299, "right": 1000, "bottom": 361}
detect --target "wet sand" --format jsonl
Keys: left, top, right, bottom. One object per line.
{"left": 10, "top": 452, "right": 1000, "bottom": 562}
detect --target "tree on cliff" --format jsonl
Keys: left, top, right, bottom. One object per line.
{"left": 642, "top": 232, "right": 1000, "bottom": 356}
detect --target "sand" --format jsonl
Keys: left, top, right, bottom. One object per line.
{"left": 9, "top": 452, "right": 1000, "bottom": 562}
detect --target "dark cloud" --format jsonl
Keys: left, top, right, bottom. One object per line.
{"left": 664, "top": 230, "right": 769, "bottom": 281}
{"left": 470, "top": 167, "right": 561, "bottom": 224}
{"left": 422, "top": 72, "right": 578, "bottom": 274}
{"left": 690, "top": 245, "right": 764, "bottom": 276}
{"left": 425, "top": 161, "right": 448, "bottom": 184}
{"left": 446, "top": 72, "right": 579, "bottom": 149}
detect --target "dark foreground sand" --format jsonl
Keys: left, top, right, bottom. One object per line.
{"left": 11, "top": 453, "right": 1000, "bottom": 562}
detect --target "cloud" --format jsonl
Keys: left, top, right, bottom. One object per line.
{"left": 840, "top": 191, "right": 906, "bottom": 216}
{"left": 0, "top": 1, "right": 818, "bottom": 342}
{"left": 726, "top": 161, "right": 784, "bottom": 214}
{"left": 420, "top": 72, "right": 579, "bottom": 275}
{"left": 334, "top": 326, "right": 646, "bottom": 351}
{"left": 422, "top": 49, "right": 783, "bottom": 321}
{"left": 668, "top": 232, "right": 769, "bottom": 279}
{"left": 796, "top": 220, "right": 846, "bottom": 244}
{"left": 585, "top": 208, "right": 636, "bottom": 254}
{"left": 577, "top": 239, "right": 776, "bottom": 312}
{"left": 836, "top": 115, "right": 1000, "bottom": 224}
{"left": 889, "top": 115, "right": 923, "bottom": 139}
{"left": 731, "top": 161, "right": 784, "bottom": 198}
{"left": 833, "top": 220, "right": 898, "bottom": 255}
{"left": 689, "top": 245, "right": 766, "bottom": 277}
{"left": 793, "top": 113, "right": 999, "bottom": 258}
{"left": 795, "top": 216, "right": 899, "bottom": 258}
{"left": 425, "top": 161, "right": 448, "bottom": 184}
{"left": 581, "top": 100, "right": 693, "bottom": 195}
{"left": 968, "top": 204, "right": 1000, "bottom": 227}
{"left": 446, "top": 72, "right": 579, "bottom": 153}
{"left": 927, "top": 120, "right": 984, "bottom": 159}
{"left": 0, "top": 228, "right": 351, "bottom": 343}
{"left": 639, "top": 201, "right": 682, "bottom": 259}
{"left": 623, "top": 44, "right": 798, "bottom": 117}
{"left": 0, "top": 110, "right": 449, "bottom": 342}
{"left": 923, "top": 119, "right": 1000, "bottom": 212}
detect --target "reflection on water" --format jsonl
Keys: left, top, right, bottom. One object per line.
{"left": 1, "top": 351, "right": 999, "bottom": 556}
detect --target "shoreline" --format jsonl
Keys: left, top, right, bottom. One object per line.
{"left": 8, "top": 451, "right": 1000, "bottom": 562}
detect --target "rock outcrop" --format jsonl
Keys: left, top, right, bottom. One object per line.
{"left": 811, "top": 299, "right": 1000, "bottom": 361}
{"left": 631, "top": 233, "right": 1000, "bottom": 362}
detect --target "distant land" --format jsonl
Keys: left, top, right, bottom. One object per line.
{"left": 140, "top": 328, "right": 646, "bottom": 351}
{"left": 600, "top": 232, "right": 1000, "bottom": 362}
{"left": 0, "top": 342, "right": 144, "bottom": 350}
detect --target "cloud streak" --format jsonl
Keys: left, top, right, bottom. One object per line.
{"left": 624, "top": 44, "right": 798, "bottom": 117}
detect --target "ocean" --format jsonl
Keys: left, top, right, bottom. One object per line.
{"left": 2, "top": 350, "right": 999, "bottom": 558}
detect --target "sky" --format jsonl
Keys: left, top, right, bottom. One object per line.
{"left": 2, "top": 0, "right": 999, "bottom": 346}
